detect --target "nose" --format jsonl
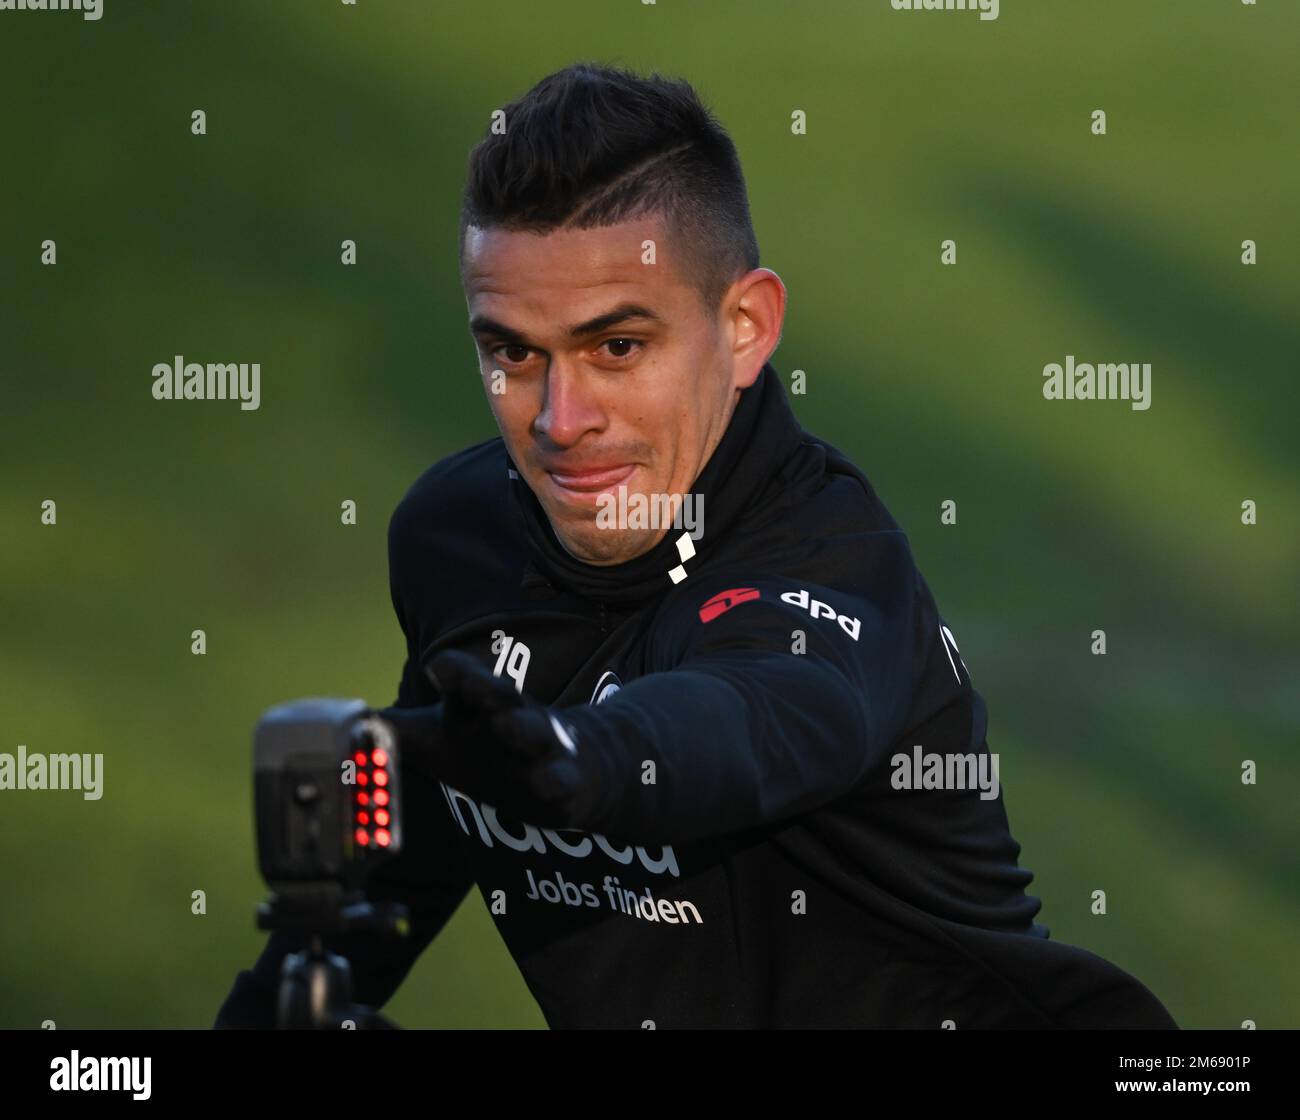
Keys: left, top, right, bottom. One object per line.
{"left": 532, "top": 360, "right": 606, "bottom": 448}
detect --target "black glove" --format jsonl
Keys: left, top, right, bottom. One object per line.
{"left": 378, "top": 649, "right": 600, "bottom": 829}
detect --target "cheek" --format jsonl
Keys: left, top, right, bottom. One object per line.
{"left": 485, "top": 382, "right": 533, "bottom": 433}
{"left": 483, "top": 401, "right": 521, "bottom": 456}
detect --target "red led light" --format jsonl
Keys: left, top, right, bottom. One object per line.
{"left": 376, "top": 829, "right": 391, "bottom": 847}
{"left": 373, "top": 770, "right": 388, "bottom": 787}
{"left": 356, "top": 792, "right": 369, "bottom": 806}
{"left": 372, "top": 748, "right": 388, "bottom": 767}
{"left": 374, "top": 790, "right": 389, "bottom": 806}
{"left": 353, "top": 751, "right": 367, "bottom": 766}
{"left": 357, "top": 772, "right": 369, "bottom": 786}
{"left": 374, "top": 809, "right": 389, "bottom": 827}
{"left": 355, "top": 828, "right": 369, "bottom": 847}
{"left": 357, "top": 812, "right": 370, "bottom": 825}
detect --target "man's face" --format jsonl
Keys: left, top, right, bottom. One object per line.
{"left": 462, "top": 215, "right": 772, "bottom": 565}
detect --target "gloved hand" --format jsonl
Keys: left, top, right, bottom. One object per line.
{"left": 378, "top": 649, "right": 601, "bottom": 829}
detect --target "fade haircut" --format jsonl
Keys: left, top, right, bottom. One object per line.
{"left": 458, "top": 61, "right": 760, "bottom": 318}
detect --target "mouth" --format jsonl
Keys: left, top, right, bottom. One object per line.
{"left": 544, "top": 463, "right": 637, "bottom": 503}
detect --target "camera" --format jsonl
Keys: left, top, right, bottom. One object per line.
{"left": 251, "top": 698, "right": 410, "bottom": 1028}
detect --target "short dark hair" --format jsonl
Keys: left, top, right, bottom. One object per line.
{"left": 458, "top": 61, "right": 760, "bottom": 317}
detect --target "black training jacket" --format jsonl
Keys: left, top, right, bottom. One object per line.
{"left": 214, "top": 361, "right": 1177, "bottom": 1029}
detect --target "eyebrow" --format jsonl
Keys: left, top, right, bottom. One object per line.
{"left": 469, "top": 302, "right": 664, "bottom": 345}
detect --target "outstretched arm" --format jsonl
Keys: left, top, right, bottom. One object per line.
{"left": 385, "top": 560, "right": 918, "bottom": 850}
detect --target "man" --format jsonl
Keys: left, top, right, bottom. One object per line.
{"left": 215, "top": 61, "right": 1176, "bottom": 1029}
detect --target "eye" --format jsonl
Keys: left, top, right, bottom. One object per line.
{"left": 491, "top": 343, "right": 533, "bottom": 366}
{"left": 600, "top": 338, "right": 641, "bottom": 360}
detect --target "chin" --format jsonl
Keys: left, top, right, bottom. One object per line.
{"left": 558, "top": 527, "right": 650, "bottom": 566}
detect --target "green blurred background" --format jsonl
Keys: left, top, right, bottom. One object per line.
{"left": 1, "top": 0, "right": 1295, "bottom": 1029}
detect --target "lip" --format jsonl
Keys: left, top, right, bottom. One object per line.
{"left": 546, "top": 463, "right": 636, "bottom": 495}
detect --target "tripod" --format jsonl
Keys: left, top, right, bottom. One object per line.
{"left": 258, "top": 888, "right": 409, "bottom": 1030}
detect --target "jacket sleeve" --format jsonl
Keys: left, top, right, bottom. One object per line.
{"left": 213, "top": 510, "right": 476, "bottom": 1029}
{"left": 563, "top": 551, "right": 918, "bottom": 848}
